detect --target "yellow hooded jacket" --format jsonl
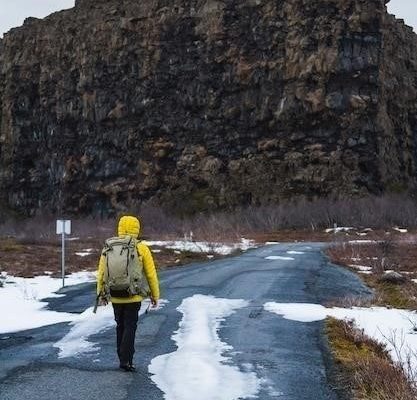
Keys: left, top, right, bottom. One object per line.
{"left": 96, "top": 216, "right": 160, "bottom": 304}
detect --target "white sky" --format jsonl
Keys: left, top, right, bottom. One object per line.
{"left": 0, "top": 0, "right": 74, "bottom": 37}
{"left": 0, "top": 0, "right": 415, "bottom": 37}
{"left": 387, "top": 0, "right": 417, "bottom": 31}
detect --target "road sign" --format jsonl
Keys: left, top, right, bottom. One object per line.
{"left": 56, "top": 220, "right": 71, "bottom": 235}
{"left": 56, "top": 219, "right": 71, "bottom": 287}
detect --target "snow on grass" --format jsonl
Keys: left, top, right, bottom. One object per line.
{"left": 145, "top": 238, "right": 256, "bottom": 255}
{"left": 265, "top": 256, "right": 295, "bottom": 261}
{"left": 348, "top": 265, "right": 373, "bottom": 274}
{"left": 0, "top": 272, "right": 95, "bottom": 334}
{"left": 325, "top": 227, "right": 354, "bottom": 233}
{"left": 348, "top": 240, "right": 378, "bottom": 244}
{"left": 393, "top": 227, "right": 408, "bottom": 233}
{"left": 75, "top": 248, "right": 95, "bottom": 257}
{"left": 54, "top": 299, "right": 168, "bottom": 358}
{"left": 264, "top": 302, "right": 417, "bottom": 372}
{"left": 149, "top": 295, "right": 261, "bottom": 400}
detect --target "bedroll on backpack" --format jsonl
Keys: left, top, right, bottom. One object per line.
{"left": 102, "top": 236, "right": 150, "bottom": 298}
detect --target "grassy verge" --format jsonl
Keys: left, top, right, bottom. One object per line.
{"left": 326, "top": 238, "right": 417, "bottom": 310}
{"left": 326, "top": 318, "right": 417, "bottom": 400}
{"left": 326, "top": 237, "right": 417, "bottom": 400}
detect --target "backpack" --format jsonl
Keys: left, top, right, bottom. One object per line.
{"left": 101, "top": 236, "right": 150, "bottom": 298}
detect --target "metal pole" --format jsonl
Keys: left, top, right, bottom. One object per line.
{"left": 62, "top": 229, "right": 65, "bottom": 287}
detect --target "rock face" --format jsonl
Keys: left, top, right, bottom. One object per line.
{"left": 0, "top": 0, "right": 416, "bottom": 216}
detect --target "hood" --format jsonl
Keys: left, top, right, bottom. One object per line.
{"left": 118, "top": 215, "right": 141, "bottom": 238}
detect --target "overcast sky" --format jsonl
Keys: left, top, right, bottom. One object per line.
{"left": 0, "top": 0, "right": 74, "bottom": 37}
{"left": 0, "top": 0, "right": 416, "bottom": 37}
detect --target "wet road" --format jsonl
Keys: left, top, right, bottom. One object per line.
{"left": 0, "top": 243, "right": 371, "bottom": 400}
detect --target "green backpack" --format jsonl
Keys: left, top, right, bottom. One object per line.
{"left": 102, "top": 236, "right": 150, "bottom": 298}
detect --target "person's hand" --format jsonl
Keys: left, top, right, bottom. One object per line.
{"left": 150, "top": 297, "right": 158, "bottom": 308}
{"left": 99, "top": 296, "right": 108, "bottom": 306}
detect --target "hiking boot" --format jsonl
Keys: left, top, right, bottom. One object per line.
{"left": 119, "top": 364, "right": 136, "bottom": 372}
{"left": 127, "top": 364, "right": 136, "bottom": 372}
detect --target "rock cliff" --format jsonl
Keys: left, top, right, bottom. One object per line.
{"left": 0, "top": 0, "right": 416, "bottom": 216}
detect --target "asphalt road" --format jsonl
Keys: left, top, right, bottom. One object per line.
{"left": 0, "top": 243, "right": 371, "bottom": 400}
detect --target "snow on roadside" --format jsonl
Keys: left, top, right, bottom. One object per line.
{"left": 54, "top": 299, "right": 168, "bottom": 358}
{"left": 149, "top": 295, "right": 261, "bottom": 400}
{"left": 348, "top": 265, "right": 373, "bottom": 275}
{"left": 1, "top": 270, "right": 169, "bottom": 357}
{"left": 264, "top": 302, "right": 417, "bottom": 372}
{"left": 0, "top": 272, "right": 95, "bottom": 334}
{"left": 75, "top": 248, "right": 94, "bottom": 257}
{"left": 145, "top": 238, "right": 256, "bottom": 255}
{"left": 54, "top": 305, "right": 115, "bottom": 358}
{"left": 265, "top": 256, "right": 295, "bottom": 261}
{"left": 325, "top": 227, "right": 354, "bottom": 233}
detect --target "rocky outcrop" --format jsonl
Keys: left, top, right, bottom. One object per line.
{"left": 0, "top": 0, "right": 416, "bottom": 216}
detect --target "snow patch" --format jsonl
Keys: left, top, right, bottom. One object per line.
{"left": 325, "top": 227, "right": 354, "bottom": 233}
{"left": 286, "top": 251, "right": 304, "bottom": 255}
{"left": 348, "top": 240, "right": 378, "bottom": 244}
{"left": 145, "top": 238, "right": 256, "bottom": 255}
{"left": 348, "top": 265, "right": 372, "bottom": 272}
{"left": 54, "top": 306, "right": 115, "bottom": 358}
{"left": 265, "top": 256, "right": 295, "bottom": 261}
{"left": 264, "top": 302, "right": 417, "bottom": 372}
{"left": 393, "top": 227, "right": 408, "bottom": 233}
{"left": 75, "top": 248, "right": 94, "bottom": 257}
{"left": 0, "top": 272, "right": 95, "bottom": 334}
{"left": 149, "top": 295, "right": 261, "bottom": 400}
{"left": 54, "top": 299, "right": 169, "bottom": 358}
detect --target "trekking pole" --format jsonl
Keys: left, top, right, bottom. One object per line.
{"left": 93, "top": 295, "right": 100, "bottom": 314}
{"left": 145, "top": 301, "right": 152, "bottom": 314}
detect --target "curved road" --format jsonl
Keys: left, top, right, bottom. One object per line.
{"left": 0, "top": 243, "right": 371, "bottom": 400}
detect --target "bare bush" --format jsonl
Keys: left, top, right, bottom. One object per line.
{"left": 1, "top": 194, "right": 417, "bottom": 242}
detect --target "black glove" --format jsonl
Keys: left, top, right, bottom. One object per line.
{"left": 99, "top": 295, "right": 108, "bottom": 306}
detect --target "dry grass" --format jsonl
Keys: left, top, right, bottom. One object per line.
{"left": 0, "top": 237, "right": 223, "bottom": 278}
{"left": 326, "top": 318, "right": 417, "bottom": 400}
{"left": 326, "top": 237, "right": 417, "bottom": 309}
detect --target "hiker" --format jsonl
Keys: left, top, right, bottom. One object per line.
{"left": 96, "top": 215, "right": 160, "bottom": 372}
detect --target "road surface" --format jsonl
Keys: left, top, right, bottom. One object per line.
{"left": 0, "top": 243, "right": 371, "bottom": 400}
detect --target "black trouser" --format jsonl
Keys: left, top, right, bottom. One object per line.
{"left": 112, "top": 302, "right": 141, "bottom": 366}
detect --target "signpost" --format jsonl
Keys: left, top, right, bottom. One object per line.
{"left": 56, "top": 220, "right": 71, "bottom": 287}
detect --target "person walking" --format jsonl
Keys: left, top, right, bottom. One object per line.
{"left": 96, "top": 215, "right": 160, "bottom": 372}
